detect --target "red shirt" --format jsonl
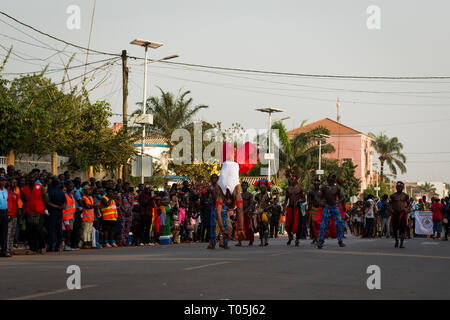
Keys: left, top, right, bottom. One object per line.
{"left": 22, "top": 182, "right": 45, "bottom": 215}
{"left": 138, "top": 193, "right": 154, "bottom": 216}
{"left": 7, "top": 189, "right": 18, "bottom": 218}
{"left": 431, "top": 202, "right": 443, "bottom": 221}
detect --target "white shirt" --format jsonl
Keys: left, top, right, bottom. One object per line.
{"left": 365, "top": 199, "right": 375, "bottom": 218}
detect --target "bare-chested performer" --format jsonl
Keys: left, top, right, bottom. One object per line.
{"left": 307, "top": 178, "right": 322, "bottom": 244}
{"left": 236, "top": 181, "right": 255, "bottom": 246}
{"left": 207, "top": 160, "right": 245, "bottom": 250}
{"left": 317, "top": 174, "right": 346, "bottom": 249}
{"left": 389, "top": 181, "right": 410, "bottom": 248}
{"left": 283, "top": 175, "right": 306, "bottom": 246}
{"left": 255, "top": 179, "right": 272, "bottom": 247}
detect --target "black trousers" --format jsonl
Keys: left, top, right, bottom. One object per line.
{"left": 270, "top": 215, "right": 280, "bottom": 238}
{"left": 0, "top": 210, "right": 8, "bottom": 255}
{"left": 27, "top": 214, "right": 46, "bottom": 252}
{"left": 141, "top": 214, "right": 152, "bottom": 244}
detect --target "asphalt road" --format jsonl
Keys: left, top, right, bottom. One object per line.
{"left": 1, "top": 235, "right": 449, "bottom": 300}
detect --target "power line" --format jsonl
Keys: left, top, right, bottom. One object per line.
{"left": 147, "top": 71, "right": 450, "bottom": 107}
{"left": 2, "top": 11, "right": 450, "bottom": 81}
{"left": 0, "top": 11, "right": 120, "bottom": 57}
{"left": 1, "top": 56, "right": 119, "bottom": 75}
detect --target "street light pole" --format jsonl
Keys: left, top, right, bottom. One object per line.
{"left": 314, "top": 134, "right": 329, "bottom": 181}
{"left": 130, "top": 39, "right": 177, "bottom": 184}
{"left": 141, "top": 45, "right": 148, "bottom": 184}
{"left": 255, "top": 108, "right": 284, "bottom": 184}
{"left": 268, "top": 111, "right": 272, "bottom": 182}
{"left": 318, "top": 139, "right": 322, "bottom": 177}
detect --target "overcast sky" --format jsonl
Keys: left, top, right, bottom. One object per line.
{"left": 2, "top": 0, "right": 450, "bottom": 182}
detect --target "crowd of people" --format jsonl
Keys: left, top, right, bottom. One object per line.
{"left": 0, "top": 164, "right": 449, "bottom": 257}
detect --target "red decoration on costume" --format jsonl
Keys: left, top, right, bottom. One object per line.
{"left": 285, "top": 206, "right": 299, "bottom": 234}
{"left": 313, "top": 204, "right": 345, "bottom": 238}
{"left": 200, "top": 189, "right": 207, "bottom": 195}
{"left": 235, "top": 199, "right": 243, "bottom": 209}
{"left": 215, "top": 201, "right": 223, "bottom": 207}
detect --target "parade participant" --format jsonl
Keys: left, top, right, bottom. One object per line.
{"left": 317, "top": 174, "right": 346, "bottom": 249}
{"left": 307, "top": 178, "right": 322, "bottom": 244}
{"left": 236, "top": 181, "right": 255, "bottom": 246}
{"left": 389, "top": 181, "right": 409, "bottom": 248}
{"left": 255, "top": 179, "right": 272, "bottom": 247}
{"left": 81, "top": 185, "right": 96, "bottom": 249}
{"left": 283, "top": 175, "right": 305, "bottom": 246}
{"left": 208, "top": 150, "right": 245, "bottom": 249}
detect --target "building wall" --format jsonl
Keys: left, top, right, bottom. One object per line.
{"left": 322, "top": 134, "right": 373, "bottom": 193}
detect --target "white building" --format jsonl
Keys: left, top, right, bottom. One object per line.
{"left": 133, "top": 135, "right": 170, "bottom": 175}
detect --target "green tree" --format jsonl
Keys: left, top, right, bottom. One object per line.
{"left": 336, "top": 159, "right": 361, "bottom": 199}
{"left": 272, "top": 120, "right": 334, "bottom": 186}
{"left": 134, "top": 87, "right": 208, "bottom": 147}
{"left": 363, "top": 180, "right": 391, "bottom": 199}
{"left": 369, "top": 132, "right": 406, "bottom": 178}
{"left": 418, "top": 182, "right": 438, "bottom": 199}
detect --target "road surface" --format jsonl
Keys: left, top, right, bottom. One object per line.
{"left": 1, "top": 236, "right": 449, "bottom": 300}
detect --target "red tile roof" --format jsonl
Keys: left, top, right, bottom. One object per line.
{"left": 287, "top": 118, "right": 362, "bottom": 136}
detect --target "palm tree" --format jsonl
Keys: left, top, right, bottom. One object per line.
{"left": 418, "top": 182, "right": 438, "bottom": 199}
{"left": 368, "top": 132, "right": 406, "bottom": 179}
{"left": 272, "top": 120, "right": 334, "bottom": 185}
{"left": 133, "top": 87, "right": 208, "bottom": 146}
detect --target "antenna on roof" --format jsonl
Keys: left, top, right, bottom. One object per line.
{"left": 336, "top": 98, "right": 341, "bottom": 123}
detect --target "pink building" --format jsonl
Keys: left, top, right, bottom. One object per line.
{"left": 287, "top": 118, "right": 373, "bottom": 194}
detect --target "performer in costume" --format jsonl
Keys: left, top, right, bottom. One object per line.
{"left": 283, "top": 175, "right": 305, "bottom": 246}
{"left": 307, "top": 178, "right": 322, "bottom": 244}
{"left": 389, "top": 181, "right": 409, "bottom": 248}
{"left": 254, "top": 179, "right": 272, "bottom": 247}
{"left": 236, "top": 181, "right": 255, "bottom": 246}
{"left": 207, "top": 151, "right": 246, "bottom": 249}
{"left": 317, "top": 174, "right": 346, "bottom": 249}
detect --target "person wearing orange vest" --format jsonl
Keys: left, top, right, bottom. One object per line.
{"left": 81, "top": 185, "right": 96, "bottom": 249}
{"left": 100, "top": 189, "right": 119, "bottom": 248}
{"left": 21, "top": 170, "right": 47, "bottom": 255}
{"left": 62, "top": 181, "right": 77, "bottom": 251}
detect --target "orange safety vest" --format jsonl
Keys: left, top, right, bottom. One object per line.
{"left": 82, "top": 196, "right": 95, "bottom": 223}
{"left": 100, "top": 197, "right": 118, "bottom": 221}
{"left": 63, "top": 193, "right": 76, "bottom": 221}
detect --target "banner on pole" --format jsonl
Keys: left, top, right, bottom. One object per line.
{"left": 414, "top": 211, "right": 433, "bottom": 235}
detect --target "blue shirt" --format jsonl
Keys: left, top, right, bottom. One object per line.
{"left": 0, "top": 188, "right": 8, "bottom": 210}
{"left": 74, "top": 188, "right": 82, "bottom": 209}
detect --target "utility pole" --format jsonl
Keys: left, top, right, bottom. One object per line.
{"left": 122, "top": 50, "right": 129, "bottom": 181}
